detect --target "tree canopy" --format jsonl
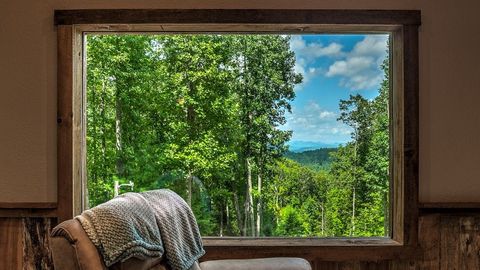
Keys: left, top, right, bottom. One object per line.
{"left": 86, "top": 34, "right": 390, "bottom": 237}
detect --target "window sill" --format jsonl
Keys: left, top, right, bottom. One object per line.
{"left": 201, "top": 237, "right": 417, "bottom": 261}
{"left": 203, "top": 237, "right": 401, "bottom": 247}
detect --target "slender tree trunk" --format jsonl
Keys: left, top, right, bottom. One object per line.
{"left": 220, "top": 203, "right": 224, "bottom": 237}
{"left": 320, "top": 203, "right": 325, "bottom": 236}
{"left": 240, "top": 38, "right": 255, "bottom": 237}
{"left": 91, "top": 81, "right": 97, "bottom": 182}
{"left": 185, "top": 69, "right": 197, "bottom": 136}
{"left": 226, "top": 200, "right": 230, "bottom": 235}
{"left": 274, "top": 186, "right": 280, "bottom": 225}
{"left": 233, "top": 191, "right": 244, "bottom": 236}
{"left": 187, "top": 170, "right": 193, "bottom": 206}
{"left": 184, "top": 69, "right": 196, "bottom": 207}
{"left": 243, "top": 197, "right": 248, "bottom": 236}
{"left": 256, "top": 171, "right": 262, "bottom": 237}
{"left": 384, "top": 189, "right": 389, "bottom": 236}
{"left": 115, "top": 90, "right": 124, "bottom": 177}
{"left": 100, "top": 80, "right": 107, "bottom": 179}
{"left": 245, "top": 158, "right": 255, "bottom": 236}
{"left": 351, "top": 129, "right": 358, "bottom": 237}
{"left": 351, "top": 186, "right": 356, "bottom": 236}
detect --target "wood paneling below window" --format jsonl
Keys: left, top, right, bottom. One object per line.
{"left": 0, "top": 213, "right": 479, "bottom": 269}
{"left": 0, "top": 218, "right": 54, "bottom": 270}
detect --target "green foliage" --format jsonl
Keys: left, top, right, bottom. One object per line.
{"left": 86, "top": 34, "right": 390, "bottom": 238}
{"left": 326, "top": 52, "right": 391, "bottom": 237}
{"left": 284, "top": 148, "right": 337, "bottom": 171}
{"left": 275, "top": 205, "right": 305, "bottom": 236}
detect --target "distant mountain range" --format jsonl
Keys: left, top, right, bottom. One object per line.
{"left": 286, "top": 140, "right": 341, "bottom": 153}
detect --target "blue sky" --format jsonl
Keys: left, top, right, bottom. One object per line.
{"left": 282, "top": 34, "right": 389, "bottom": 146}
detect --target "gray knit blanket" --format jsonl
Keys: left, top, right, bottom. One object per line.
{"left": 75, "top": 189, "right": 205, "bottom": 269}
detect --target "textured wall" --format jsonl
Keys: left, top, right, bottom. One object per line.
{"left": 1, "top": 0, "right": 480, "bottom": 202}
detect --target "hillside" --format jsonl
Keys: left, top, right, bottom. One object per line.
{"left": 284, "top": 148, "right": 337, "bottom": 170}
{"left": 287, "top": 140, "right": 339, "bottom": 152}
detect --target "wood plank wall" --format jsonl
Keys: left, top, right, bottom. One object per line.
{"left": 0, "top": 218, "right": 54, "bottom": 270}
{"left": 0, "top": 213, "right": 479, "bottom": 269}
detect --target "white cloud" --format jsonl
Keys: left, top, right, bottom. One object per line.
{"left": 290, "top": 36, "right": 344, "bottom": 59}
{"left": 352, "top": 35, "right": 389, "bottom": 59}
{"left": 290, "top": 36, "right": 343, "bottom": 88}
{"left": 294, "top": 58, "right": 321, "bottom": 85}
{"left": 325, "top": 35, "right": 389, "bottom": 90}
{"left": 281, "top": 101, "right": 352, "bottom": 143}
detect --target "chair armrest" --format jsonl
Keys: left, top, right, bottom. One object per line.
{"left": 50, "top": 237, "right": 81, "bottom": 270}
{"left": 199, "top": 257, "right": 311, "bottom": 270}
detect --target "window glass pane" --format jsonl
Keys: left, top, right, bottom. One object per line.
{"left": 85, "top": 33, "right": 390, "bottom": 237}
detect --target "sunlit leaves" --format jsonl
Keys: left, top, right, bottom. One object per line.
{"left": 86, "top": 34, "right": 389, "bottom": 237}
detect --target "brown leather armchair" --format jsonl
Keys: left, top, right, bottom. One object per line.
{"left": 50, "top": 219, "right": 312, "bottom": 270}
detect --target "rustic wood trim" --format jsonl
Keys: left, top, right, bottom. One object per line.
{"left": 57, "top": 25, "right": 86, "bottom": 221}
{"left": 73, "top": 23, "right": 401, "bottom": 34}
{"left": 0, "top": 203, "right": 57, "bottom": 209}
{"left": 419, "top": 202, "right": 480, "bottom": 209}
{"left": 440, "top": 215, "right": 480, "bottom": 269}
{"left": 0, "top": 218, "right": 23, "bottom": 269}
{"left": 57, "top": 25, "right": 74, "bottom": 223}
{"left": 201, "top": 245, "right": 418, "bottom": 262}
{"left": 55, "top": 9, "right": 421, "bottom": 260}
{"left": 0, "top": 209, "right": 58, "bottom": 218}
{"left": 402, "top": 24, "right": 420, "bottom": 247}
{"left": 0, "top": 218, "right": 54, "bottom": 269}
{"left": 391, "top": 28, "right": 405, "bottom": 244}
{"left": 4, "top": 214, "right": 480, "bottom": 269}
{"left": 417, "top": 213, "right": 441, "bottom": 269}
{"left": 54, "top": 9, "right": 421, "bottom": 26}
{"left": 72, "top": 26, "right": 86, "bottom": 216}
{"left": 203, "top": 237, "right": 400, "bottom": 247}
{"left": 419, "top": 203, "right": 480, "bottom": 214}
{"left": 22, "top": 218, "right": 54, "bottom": 269}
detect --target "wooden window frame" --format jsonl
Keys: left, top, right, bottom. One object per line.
{"left": 55, "top": 9, "right": 420, "bottom": 261}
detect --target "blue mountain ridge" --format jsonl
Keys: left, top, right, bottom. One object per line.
{"left": 286, "top": 140, "right": 341, "bottom": 153}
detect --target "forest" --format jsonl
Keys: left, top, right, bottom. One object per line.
{"left": 86, "top": 34, "right": 390, "bottom": 237}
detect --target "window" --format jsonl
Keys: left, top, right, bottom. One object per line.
{"left": 56, "top": 9, "right": 420, "bottom": 260}
{"left": 85, "top": 32, "right": 391, "bottom": 238}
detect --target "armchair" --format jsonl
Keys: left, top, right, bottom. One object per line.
{"left": 50, "top": 219, "right": 311, "bottom": 270}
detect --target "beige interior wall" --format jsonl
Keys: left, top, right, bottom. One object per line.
{"left": 1, "top": 0, "right": 479, "bottom": 203}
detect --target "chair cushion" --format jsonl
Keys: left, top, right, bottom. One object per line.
{"left": 199, "top": 257, "right": 311, "bottom": 270}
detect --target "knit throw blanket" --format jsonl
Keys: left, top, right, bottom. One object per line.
{"left": 75, "top": 189, "right": 205, "bottom": 269}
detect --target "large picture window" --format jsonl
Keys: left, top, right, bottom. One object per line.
{"left": 85, "top": 33, "right": 391, "bottom": 238}
{"left": 56, "top": 9, "right": 420, "bottom": 260}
